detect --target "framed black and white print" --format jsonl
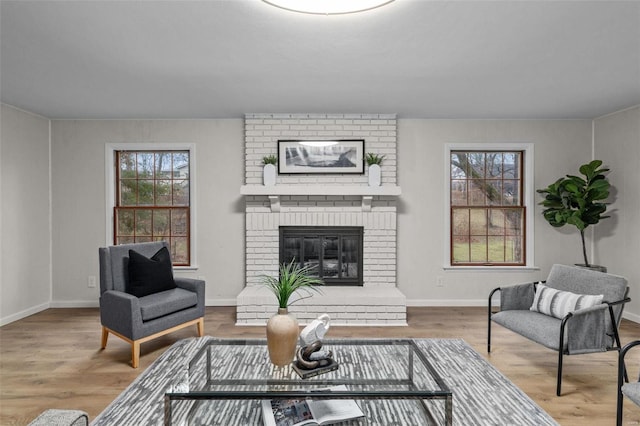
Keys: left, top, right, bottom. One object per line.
{"left": 278, "top": 140, "right": 365, "bottom": 174}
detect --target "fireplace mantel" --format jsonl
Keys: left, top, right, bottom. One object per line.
{"left": 240, "top": 184, "right": 401, "bottom": 212}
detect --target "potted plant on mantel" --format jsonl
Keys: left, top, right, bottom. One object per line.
{"left": 365, "top": 152, "right": 385, "bottom": 186}
{"left": 536, "top": 160, "right": 611, "bottom": 272}
{"left": 261, "top": 260, "right": 324, "bottom": 367}
{"left": 262, "top": 154, "right": 277, "bottom": 186}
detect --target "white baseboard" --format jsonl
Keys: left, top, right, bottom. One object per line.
{"left": 406, "top": 299, "right": 489, "bottom": 307}
{"left": 624, "top": 311, "right": 640, "bottom": 324}
{"left": 50, "top": 300, "right": 99, "bottom": 308}
{"left": 0, "top": 302, "right": 50, "bottom": 327}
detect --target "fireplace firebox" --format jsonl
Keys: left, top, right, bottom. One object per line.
{"left": 279, "top": 226, "right": 363, "bottom": 286}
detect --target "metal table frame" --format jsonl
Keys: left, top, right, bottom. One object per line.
{"left": 164, "top": 338, "right": 452, "bottom": 425}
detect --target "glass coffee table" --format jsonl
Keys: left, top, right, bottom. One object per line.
{"left": 164, "top": 338, "right": 452, "bottom": 425}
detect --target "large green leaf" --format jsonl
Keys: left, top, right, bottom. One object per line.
{"left": 563, "top": 181, "right": 580, "bottom": 193}
{"left": 566, "top": 214, "right": 586, "bottom": 230}
{"left": 543, "top": 210, "right": 565, "bottom": 226}
{"left": 565, "top": 175, "right": 586, "bottom": 187}
{"left": 579, "top": 160, "right": 604, "bottom": 180}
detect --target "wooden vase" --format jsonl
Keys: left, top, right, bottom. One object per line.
{"left": 266, "top": 308, "right": 299, "bottom": 367}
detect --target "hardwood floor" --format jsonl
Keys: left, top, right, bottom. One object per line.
{"left": 1, "top": 306, "right": 638, "bottom": 425}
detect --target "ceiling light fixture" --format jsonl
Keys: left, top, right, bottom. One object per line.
{"left": 263, "top": 0, "right": 395, "bottom": 15}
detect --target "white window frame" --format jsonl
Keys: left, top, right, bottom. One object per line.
{"left": 444, "top": 143, "right": 536, "bottom": 270}
{"left": 105, "top": 143, "right": 198, "bottom": 270}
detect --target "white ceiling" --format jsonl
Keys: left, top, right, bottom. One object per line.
{"left": 1, "top": 0, "right": 639, "bottom": 120}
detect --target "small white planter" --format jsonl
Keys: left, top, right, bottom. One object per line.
{"left": 368, "top": 164, "right": 381, "bottom": 186}
{"left": 263, "top": 164, "right": 276, "bottom": 186}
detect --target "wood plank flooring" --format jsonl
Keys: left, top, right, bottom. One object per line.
{"left": 1, "top": 307, "right": 639, "bottom": 425}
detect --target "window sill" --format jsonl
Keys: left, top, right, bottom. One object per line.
{"left": 443, "top": 265, "right": 540, "bottom": 272}
{"left": 174, "top": 265, "right": 199, "bottom": 272}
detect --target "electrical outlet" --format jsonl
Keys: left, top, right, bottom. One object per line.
{"left": 88, "top": 276, "right": 97, "bottom": 288}
{"left": 436, "top": 276, "right": 444, "bottom": 287}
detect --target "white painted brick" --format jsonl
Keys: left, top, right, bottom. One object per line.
{"left": 271, "top": 124, "right": 291, "bottom": 131}
{"left": 263, "top": 119, "right": 284, "bottom": 125}
{"left": 241, "top": 113, "right": 402, "bottom": 324}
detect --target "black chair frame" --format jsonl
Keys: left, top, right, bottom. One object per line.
{"left": 617, "top": 340, "right": 640, "bottom": 426}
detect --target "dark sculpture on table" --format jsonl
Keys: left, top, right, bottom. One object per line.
{"left": 296, "top": 340, "right": 334, "bottom": 369}
{"left": 294, "top": 314, "right": 338, "bottom": 377}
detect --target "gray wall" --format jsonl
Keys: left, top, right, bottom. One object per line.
{"left": 0, "top": 105, "right": 51, "bottom": 325}
{"left": 594, "top": 106, "right": 640, "bottom": 321}
{"left": 1, "top": 108, "right": 638, "bottom": 323}
{"left": 397, "top": 119, "right": 596, "bottom": 302}
{"left": 50, "top": 119, "right": 245, "bottom": 305}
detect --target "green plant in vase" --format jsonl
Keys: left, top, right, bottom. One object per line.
{"left": 262, "top": 154, "right": 278, "bottom": 186}
{"left": 365, "top": 152, "right": 385, "bottom": 165}
{"left": 262, "top": 154, "right": 278, "bottom": 165}
{"left": 365, "top": 153, "right": 385, "bottom": 186}
{"left": 262, "top": 260, "right": 324, "bottom": 309}
{"left": 261, "top": 260, "right": 323, "bottom": 366}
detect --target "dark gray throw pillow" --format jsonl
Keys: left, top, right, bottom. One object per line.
{"left": 127, "top": 247, "right": 176, "bottom": 298}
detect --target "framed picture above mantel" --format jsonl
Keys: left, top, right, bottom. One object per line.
{"left": 278, "top": 139, "right": 365, "bottom": 174}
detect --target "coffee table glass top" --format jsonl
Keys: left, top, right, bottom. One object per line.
{"left": 165, "top": 338, "right": 452, "bottom": 425}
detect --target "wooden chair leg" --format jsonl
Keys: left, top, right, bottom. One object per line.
{"left": 197, "top": 318, "right": 204, "bottom": 337}
{"left": 101, "top": 327, "right": 109, "bottom": 349}
{"left": 131, "top": 341, "right": 140, "bottom": 369}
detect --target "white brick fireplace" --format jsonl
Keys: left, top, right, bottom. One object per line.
{"left": 237, "top": 113, "right": 406, "bottom": 326}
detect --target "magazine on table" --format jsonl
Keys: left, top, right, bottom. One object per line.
{"left": 261, "top": 385, "right": 364, "bottom": 426}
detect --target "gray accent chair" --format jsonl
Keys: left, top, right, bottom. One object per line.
{"left": 99, "top": 241, "right": 205, "bottom": 368}
{"left": 617, "top": 340, "right": 640, "bottom": 426}
{"left": 488, "top": 264, "right": 630, "bottom": 396}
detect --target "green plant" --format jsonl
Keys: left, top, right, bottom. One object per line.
{"left": 261, "top": 260, "right": 324, "bottom": 309}
{"left": 365, "top": 152, "right": 385, "bottom": 166}
{"left": 263, "top": 155, "right": 277, "bottom": 165}
{"left": 536, "top": 160, "right": 610, "bottom": 267}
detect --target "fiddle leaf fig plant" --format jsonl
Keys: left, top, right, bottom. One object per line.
{"left": 536, "top": 160, "right": 610, "bottom": 267}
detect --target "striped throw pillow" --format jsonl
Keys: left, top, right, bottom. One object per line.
{"left": 530, "top": 283, "right": 604, "bottom": 319}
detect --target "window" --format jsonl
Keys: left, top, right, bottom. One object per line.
{"left": 449, "top": 149, "right": 527, "bottom": 267}
{"left": 114, "top": 150, "right": 190, "bottom": 266}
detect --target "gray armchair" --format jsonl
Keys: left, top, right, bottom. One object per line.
{"left": 99, "top": 241, "right": 205, "bottom": 368}
{"left": 488, "top": 264, "right": 630, "bottom": 396}
{"left": 618, "top": 340, "right": 640, "bottom": 426}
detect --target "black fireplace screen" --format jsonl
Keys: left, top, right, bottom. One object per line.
{"left": 279, "top": 226, "right": 363, "bottom": 286}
